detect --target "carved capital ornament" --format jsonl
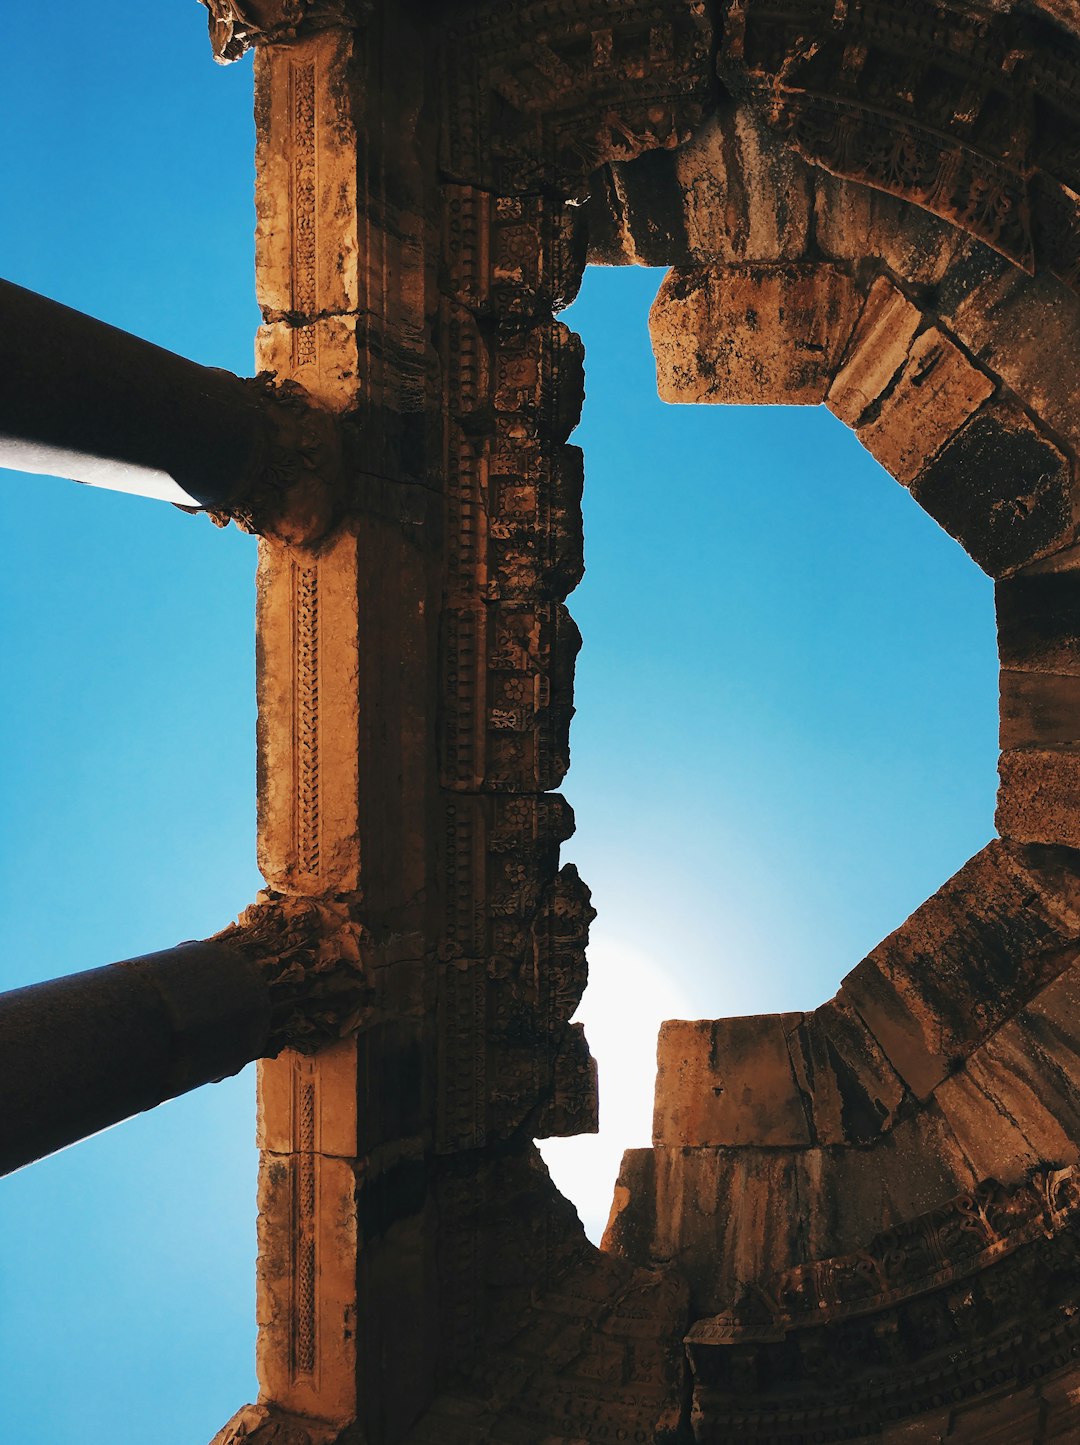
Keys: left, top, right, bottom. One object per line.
{"left": 199, "top": 0, "right": 371, "bottom": 64}
{"left": 214, "top": 894, "right": 369, "bottom": 1054}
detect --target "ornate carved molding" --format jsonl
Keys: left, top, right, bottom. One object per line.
{"left": 215, "top": 894, "right": 369, "bottom": 1054}
{"left": 199, "top": 0, "right": 370, "bottom": 65}
{"left": 687, "top": 1166, "right": 1080, "bottom": 1441}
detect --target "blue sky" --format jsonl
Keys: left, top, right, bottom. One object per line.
{"left": 0, "top": 3, "right": 999, "bottom": 1438}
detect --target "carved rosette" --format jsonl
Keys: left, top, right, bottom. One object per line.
{"left": 215, "top": 894, "right": 369, "bottom": 1054}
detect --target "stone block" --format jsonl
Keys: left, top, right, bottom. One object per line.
{"left": 840, "top": 842, "right": 1078, "bottom": 1099}
{"left": 256, "top": 531, "right": 362, "bottom": 894}
{"left": 257, "top": 1041, "right": 358, "bottom": 1157}
{"left": 936, "top": 243, "right": 1080, "bottom": 459}
{"left": 961, "top": 1014, "right": 1080, "bottom": 1167}
{"left": 253, "top": 31, "right": 360, "bottom": 322}
{"left": 908, "top": 399, "right": 1075, "bottom": 576}
{"left": 931, "top": 1069, "right": 1045, "bottom": 1181}
{"left": 815, "top": 172, "right": 968, "bottom": 286}
{"left": 997, "top": 568, "right": 1080, "bottom": 674}
{"left": 675, "top": 106, "right": 813, "bottom": 264}
{"left": 811, "top": 1108, "right": 978, "bottom": 1260}
{"left": 879, "top": 1409, "right": 950, "bottom": 1443}
{"left": 256, "top": 1150, "right": 359, "bottom": 1423}
{"left": 998, "top": 749, "right": 1080, "bottom": 847}
{"left": 604, "top": 1144, "right": 816, "bottom": 1316}
{"left": 1041, "top": 1367, "right": 1080, "bottom": 1441}
{"left": 653, "top": 1014, "right": 810, "bottom": 1147}
{"left": 650, "top": 263, "right": 860, "bottom": 406}
{"left": 828, "top": 277, "right": 995, "bottom": 485}
{"left": 786, "top": 997, "right": 909, "bottom": 1145}
{"left": 948, "top": 1383, "right": 1044, "bottom": 1442}
{"left": 256, "top": 316, "right": 364, "bottom": 413}
{"left": 826, "top": 276, "right": 922, "bottom": 427}
{"left": 999, "top": 669, "right": 1080, "bottom": 750}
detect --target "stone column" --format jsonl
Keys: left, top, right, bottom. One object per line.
{"left": 0, "top": 278, "right": 341, "bottom": 544}
{"left": 0, "top": 897, "right": 365, "bottom": 1177}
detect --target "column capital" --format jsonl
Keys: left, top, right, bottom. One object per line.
{"left": 199, "top": 1, "right": 370, "bottom": 65}
{"left": 214, "top": 894, "right": 369, "bottom": 1054}
{"left": 203, "top": 374, "right": 344, "bottom": 547}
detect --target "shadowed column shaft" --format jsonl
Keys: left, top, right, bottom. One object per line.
{"left": 0, "top": 941, "right": 271, "bottom": 1176}
{"left": 0, "top": 278, "right": 269, "bottom": 510}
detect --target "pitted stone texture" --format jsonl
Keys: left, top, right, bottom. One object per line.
{"left": 909, "top": 400, "right": 1075, "bottom": 577}
{"left": 828, "top": 277, "right": 995, "bottom": 486}
{"left": 998, "top": 751, "right": 1080, "bottom": 848}
{"left": 651, "top": 263, "right": 860, "bottom": 406}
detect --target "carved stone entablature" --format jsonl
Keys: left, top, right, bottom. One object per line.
{"left": 686, "top": 1167, "right": 1080, "bottom": 1442}
{"left": 198, "top": 374, "right": 344, "bottom": 546}
{"left": 719, "top": 0, "right": 1080, "bottom": 289}
{"left": 199, "top": 0, "right": 370, "bottom": 65}
{"left": 214, "top": 893, "right": 369, "bottom": 1054}
{"left": 436, "top": 861, "right": 597, "bottom": 1152}
{"left": 438, "top": 1, "right": 717, "bottom": 196}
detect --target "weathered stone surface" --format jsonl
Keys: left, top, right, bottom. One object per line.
{"left": 253, "top": 29, "right": 360, "bottom": 324}
{"left": 674, "top": 106, "right": 813, "bottom": 264}
{"left": 586, "top": 103, "right": 813, "bottom": 268}
{"left": 998, "top": 568, "right": 1080, "bottom": 674}
{"left": 209, "top": 1402, "right": 349, "bottom": 1445}
{"left": 909, "top": 400, "right": 1075, "bottom": 576}
{"left": 815, "top": 172, "right": 970, "bottom": 287}
{"left": 604, "top": 1144, "right": 814, "bottom": 1315}
{"left": 840, "top": 842, "right": 1080, "bottom": 1100}
{"left": 651, "top": 263, "right": 860, "bottom": 406}
{"left": 999, "top": 669, "right": 1080, "bottom": 750}
{"left": 936, "top": 246, "right": 1080, "bottom": 459}
{"left": 255, "top": 317, "right": 365, "bottom": 413}
{"left": 653, "top": 1014, "right": 810, "bottom": 1148}
{"left": 257, "top": 1038, "right": 359, "bottom": 1157}
{"left": 828, "top": 277, "right": 995, "bottom": 486}
{"left": 998, "top": 750, "right": 1080, "bottom": 847}
{"left": 785, "top": 997, "right": 909, "bottom": 1146}
{"left": 827, "top": 277, "right": 922, "bottom": 429}
{"left": 256, "top": 531, "right": 363, "bottom": 895}
{"left": 256, "top": 1151, "right": 359, "bottom": 1426}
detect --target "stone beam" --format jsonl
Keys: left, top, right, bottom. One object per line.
{"left": 0, "top": 896, "right": 365, "bottom": 1176}
{"left": 0, "top": 279, "right": 342, "bottom": 544}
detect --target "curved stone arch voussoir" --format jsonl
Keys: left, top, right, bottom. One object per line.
{"left": 591, "top": 72, "right": 1080, "bottom": 1439}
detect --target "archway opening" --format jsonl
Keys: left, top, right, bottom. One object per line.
{"left": 538, "top": 264, "right": 999, "bottom": 1242}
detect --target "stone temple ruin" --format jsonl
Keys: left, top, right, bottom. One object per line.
{"left": 4, "top": 0, "right": 1080, "bottom": 1439}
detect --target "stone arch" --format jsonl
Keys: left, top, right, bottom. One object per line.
{"left": 577, "top": 24, "right": 1080, "bottom": 1439}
